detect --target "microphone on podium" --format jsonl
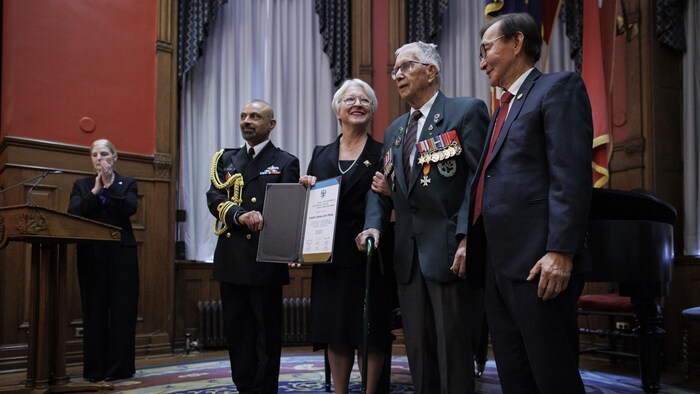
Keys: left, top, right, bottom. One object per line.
{"left": 26, "top": 170, "right": 63, "bottom": 206}
{"left": 0, "top": 170, "right": 64, "bottom": 205}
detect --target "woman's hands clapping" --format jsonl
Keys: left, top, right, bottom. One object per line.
{"left": 91, "top": 158, "right": 115, "bottom": 195}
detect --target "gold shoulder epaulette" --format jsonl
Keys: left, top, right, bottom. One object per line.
{"left": 211, "top": 149, "right": 240, "bottom": 190}
{"left": 211, "top": 149, "right": 245, "bottom": 235}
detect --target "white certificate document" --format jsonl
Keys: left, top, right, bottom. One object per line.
{"left": 301, "top": 177, "right": 341, "bottom": 263}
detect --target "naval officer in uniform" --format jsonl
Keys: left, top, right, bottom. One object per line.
{"left": 206, "top": 100, "right": 300, "bottom": 393}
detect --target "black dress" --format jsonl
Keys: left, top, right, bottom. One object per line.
{"left": 306, "top": 135, "right": 396, "bottom": 349}
{"left": 68, "top": 172, "right": 139, "bottom": 381}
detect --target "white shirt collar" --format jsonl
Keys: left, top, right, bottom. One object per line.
{"left": 498, "top": 67, "right": 534, "bottom": 100}
{"left": 411, "top": 91, "right": 440, "bottom": 119}
{"left": 246, "top": 139, "right": 270, "bottom": 156}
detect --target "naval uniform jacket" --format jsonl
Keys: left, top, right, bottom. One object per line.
{"left": 206, "top": 142, "right": 300, "bottom": 286}
{"left": 365, "top": 91, "right": 489, "bottom": 284}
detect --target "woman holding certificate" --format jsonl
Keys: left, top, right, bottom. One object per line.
{"left": 299, "top": 79, "right": 394, "bottom": 394}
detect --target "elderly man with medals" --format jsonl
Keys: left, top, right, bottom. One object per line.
{"left": 357, "top": 42, "right": 489, "bottom": 393}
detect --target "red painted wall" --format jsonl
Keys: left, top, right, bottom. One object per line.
{"left": 1, "top": 0, "right": 157, "bottom": 155}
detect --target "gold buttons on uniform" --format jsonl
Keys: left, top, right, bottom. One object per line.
{"left": 226, "top": 233, "right": 231, "bottom": 238}
{"left": 246, "top": 234, "right": 252, "bottom": 240}
{"left": 251, "top": 197, "right": 257, "bottom": 203}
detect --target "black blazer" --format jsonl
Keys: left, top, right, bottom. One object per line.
{"left": 206, "top": 142, "right": 300, "bottom": 286}
{"left": 68, "top": 172, "right": 138, "bottom": 246}
{"left": 306, "top": 134, "right": 383, "bottom": 268}
{"left": 365, "top": 92, "right": 489, "bottom": 284}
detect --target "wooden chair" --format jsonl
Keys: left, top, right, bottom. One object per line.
{"left": 578, "top": 292, "right": 639, "bottom": 363}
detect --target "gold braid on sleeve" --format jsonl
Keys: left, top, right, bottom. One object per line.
{"left": 211, "top": 149, "right": 245, "bottom": 235}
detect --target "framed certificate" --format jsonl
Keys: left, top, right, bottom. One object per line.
{"left": 257, "top": 177, "right": 341, "bottom": 264}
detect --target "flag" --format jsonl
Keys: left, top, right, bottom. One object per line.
{"left": 483, "top": 0, "right": 561, "bottom": 41}
{"left": 539, "top": 0, "right": 563, "bottom": 71}
{"left": 582, "top": 0, "right": 616, "bottom": 188}
{"left": 485, "top": 0, "right": 541, "bottom": 26}
{"left": 540, "top": 0, "right": 562, "bottom": 44}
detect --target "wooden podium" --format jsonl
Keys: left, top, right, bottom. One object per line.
{"left": 0, "top": 205, "right": 121, "bottom": 393}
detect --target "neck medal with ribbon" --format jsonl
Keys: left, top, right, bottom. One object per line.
{"left": 383, "top": 149, "right": 393, "bottom": 176}
{"left": 416, "top": 130, "right": 462, "bottom": 185}
{"left": 383, "top": 149, "right": 396, "bottom": 191}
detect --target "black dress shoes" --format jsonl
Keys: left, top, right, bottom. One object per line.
{"left": 105, "top": 374, "right": 134, "bottom": 382}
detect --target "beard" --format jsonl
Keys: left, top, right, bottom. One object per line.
{"left": 241, "top": 129, "right": 257, "bottom": 141}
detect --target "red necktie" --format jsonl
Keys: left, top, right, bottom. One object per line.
{"left": 402, "top": 110, "right": 423, "bottom": 182}
{"left": 473, "top": 91, "right": 514, "bottom": 224}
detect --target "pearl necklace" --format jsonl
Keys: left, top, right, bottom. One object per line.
{"left": 338, "top": 156, "right": 360, "bottom": 175}
{"left": 338, "top": 134, "right": 366, "bottom": 175}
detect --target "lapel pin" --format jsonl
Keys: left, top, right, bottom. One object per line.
{"left": 363, "top": 160, "right": 371, "bottom": 167}
{"left": 428, "top": 124, "right": 434, "bottom": 131}
{"left": 517, "top": 93, "right": 523, "bottom": 100}
{"left": 434, "top": 113, "right": 441, "bottom": 122}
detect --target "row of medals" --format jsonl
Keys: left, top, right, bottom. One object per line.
{"left": 417, "top": 142, "right": 462, "bottom": 165}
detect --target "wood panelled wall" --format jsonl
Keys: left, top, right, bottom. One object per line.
{"left": 352, "top": 0, "right": 408, "bottom": 140}
{"left": 0, "top": 137, "right": 174, "bottom": 371}
{"left": 174, "top": 263, "right": 312, "bottom": 350}
{"left": 604, "top": 0, "right": 694, "bottom": 363}
{"left": 0, "top": 0, "right": 178, "bottom": 373}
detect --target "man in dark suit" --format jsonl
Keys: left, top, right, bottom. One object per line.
{"left": 469, "top": 13, "right": 593, "bottom": 393}
{"left": 357, "top": 41, "right": 488, "bottom": 393}
{"left": 206, "top": 100, "right": 300, "bottom": 393}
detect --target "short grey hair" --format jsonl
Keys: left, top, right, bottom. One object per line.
{"left": 395, "top": 41, "right": 442, "bottom": 83}
{"left": 331, "top": 79, "right": 378, "bottom": 114}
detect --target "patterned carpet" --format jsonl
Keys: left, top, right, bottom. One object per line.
{"left": 103, "top": 355, "right": 697, "bottom": 394}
